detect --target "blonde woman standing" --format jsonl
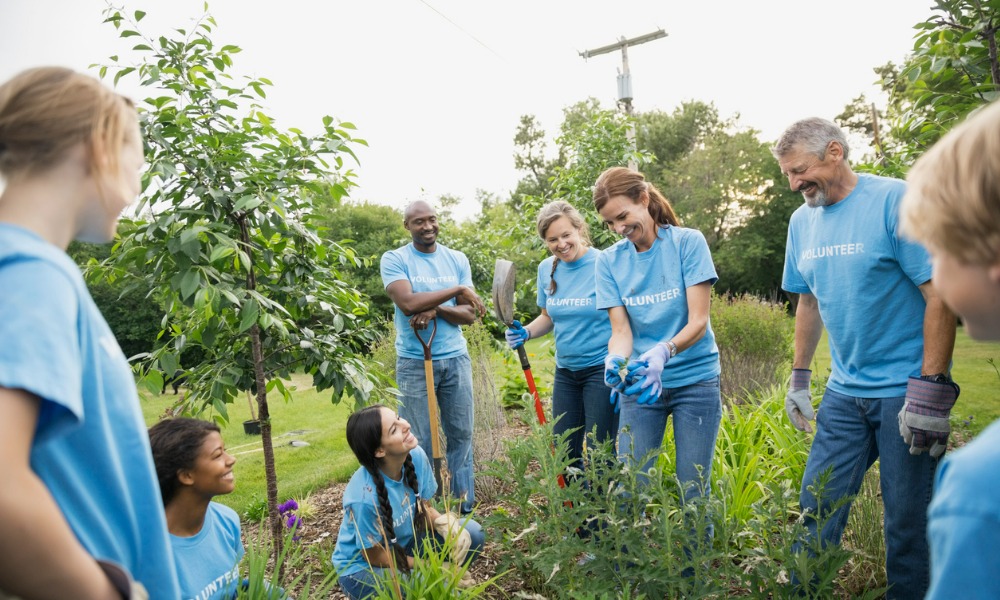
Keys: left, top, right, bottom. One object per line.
{"left": 505, "top": 201, "right": 618, "bottom": 473}
{"left": 0, "top": 67, "right": 178, "bottom": 598}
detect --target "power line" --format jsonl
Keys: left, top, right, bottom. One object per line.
{"left": 417, "top": 0, "right": 505, "bottom": 62}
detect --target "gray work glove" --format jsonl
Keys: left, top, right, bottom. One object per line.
{"left": 899, "top": 375, "right": 960, "bottom": 458}
{"left": 785, "top": 369, "right": 815, "bottom": 433}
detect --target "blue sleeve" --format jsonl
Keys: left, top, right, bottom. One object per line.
{"left": 887, "top": 193, "right": 933, "bottom": 287}
{"left": 782, "top": 215, "right": 809, "bottom": 294}
{"left": 0, "top": 259, "right": 83, "bottom": 440}
{"left": 380, "top": 249, "right": 408, "bottom": 289}
{"left": 679, "top": 229, "right": 717, "bottom": 287}
{"left": 595, "top": 250, "right": 622, "bottom": 310}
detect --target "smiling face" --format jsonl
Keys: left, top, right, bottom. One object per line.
{"left": 543, "top": 215, "right": 586, "bottom": 263}
{"left": 183, "top": 430, "right": 236, "bottom": 497}
{"left": 778, "top": 143, "right": 842, "bottom": 208}
{"left": 598, "top": 193, "right": 656, "bottom": 252}
{"left": 375, "top": 407, "right": 419, "bottom": 460}
{"left": 404, "top": 201, "right": 439, "bottom": 252}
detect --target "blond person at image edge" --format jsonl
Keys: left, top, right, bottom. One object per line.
{"left": 593, "top": 167, "right": 723, "bottom": 521}
{"left": 899, "top": 100, "right": 1000, "bottom": 600}
{"left": 504, "top": 201, "right": 618, "bottom": 473}
{"left": 0, "top": 67, "right": 179, "bottom": 598}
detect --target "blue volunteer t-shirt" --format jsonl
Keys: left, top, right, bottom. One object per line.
{"left": 380, "top": 243, "right": 473, "bottom": 360}
{"left": 0, "top": 224, "right": 180, "bottom": 597}
{"left": 171, "top": 502, "right": 244, "bottom": 600}
{"left": 782, "top": 174, "right": 932, "bottom": 397}
{"left": 926, "top": 419, "right": 1000, "bottom": 600}
{"left": 536, "top": 248, "right": 612, "bottom": 370}
{"left": 331, "top": 446, "right": 438, "bottom": 577}
{"left": 596, "top": 225, "right": 720, "bottom": 388}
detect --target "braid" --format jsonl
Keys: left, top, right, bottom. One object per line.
{"left": 368, "top": 467, "right": 411, "bottom": 573}
{"left": 402, "top": 454, "right": 428, "bottom": 533}
{"left": 548, "top": 257, "right": 560, "bottom": 295}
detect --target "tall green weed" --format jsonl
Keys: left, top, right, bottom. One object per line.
{"left": 484, "top": 408, "right": 880, "bottom": 598}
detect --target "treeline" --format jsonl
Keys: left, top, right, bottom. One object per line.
{"left": 81, "top": 0, "right": 999, "bottom": 360}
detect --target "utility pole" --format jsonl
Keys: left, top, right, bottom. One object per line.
{"left": 580, "top": 29, "right": 667, "bottom": 169}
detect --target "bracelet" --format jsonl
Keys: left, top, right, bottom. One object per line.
{"left": 665, "top": 340, "right": 678, "bottom": 358}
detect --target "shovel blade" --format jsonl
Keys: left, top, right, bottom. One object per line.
{"left": 491, "top": 259, "right": 516, "bottom": 325}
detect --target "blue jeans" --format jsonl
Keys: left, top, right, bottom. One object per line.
{"left": 553, "top": 364, "right": 619, "bottom": 471}
{"left": 396, "top": 354, "right": 475, "bottom": 513}
{"left": 798, "top": 389, "right": 936, "bottom": 600}
{"left": 338, "top": 518, "right": 486, "bottom": 600}
{"left": 617, "top": 376, "right": 722, "bottom": 504}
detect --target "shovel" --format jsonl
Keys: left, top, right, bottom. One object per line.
{"left": 492, "top": 259, "right": 568, "bottom": 492}
{"left": 413, "top": 319, "right": 445, "bottom": 498}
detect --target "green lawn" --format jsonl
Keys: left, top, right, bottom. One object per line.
{"left": 809, "top": 325, "right": 1000, "bottom": 433}
{"left": 141, "top": 373, "right": 360, "bottom": 516}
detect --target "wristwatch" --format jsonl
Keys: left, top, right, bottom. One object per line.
{"left": 665, "top": 340, "right": 678, "bottom": 358}
{"left": 920, "top": 373, "right": 951, "bottom": 383}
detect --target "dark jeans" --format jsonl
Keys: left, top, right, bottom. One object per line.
{"left": 552, "top": 364, "right": 619, "bottom": 471}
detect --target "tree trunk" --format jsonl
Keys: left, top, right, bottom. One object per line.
{"left": 251, "top": 322, "right": 284, "bottom": 567}
{"left": 237, "top": 213, "right": 284, "bottom": 569}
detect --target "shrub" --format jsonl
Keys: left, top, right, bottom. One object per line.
{"left": 711, "top": 292, "right": 794, "bottom": 404}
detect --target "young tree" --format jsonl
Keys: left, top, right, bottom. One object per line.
{"left": 96, "top": 6, "right": 393, "bottom": 550}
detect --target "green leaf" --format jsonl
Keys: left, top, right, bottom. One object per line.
{"left": 121, "top": 30, "right": 141, "bottom": 38}
{"left": 159, "top": 352, "right": 180, "bottom": 375}
{"left": 239, "top": 299, "right": 259, "bottom": 333}
{"left": 179, "top": 269, "right": 202, "bottom": 300}
{"left": 134, "top": 10, "right": 146, "bottom": 21}
{"left": 209, "top": 245, "right": 235, "bottom": 262}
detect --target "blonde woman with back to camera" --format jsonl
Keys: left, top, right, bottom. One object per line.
{"left": 0, "top": 67, "right": 178, "bottom": 598}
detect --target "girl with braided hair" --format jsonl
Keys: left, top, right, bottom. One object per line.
{"left": 503, "top": 201, "right": 617, "bottom": 474}
{"left": 332, "top": 405, "right": 485, "bottom": 599}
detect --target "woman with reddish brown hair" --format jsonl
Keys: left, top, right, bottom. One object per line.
{"left": 593, "top": 166, "right": 722, "bottom": 529}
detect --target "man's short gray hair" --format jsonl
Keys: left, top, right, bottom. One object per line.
{"left": 772, "top": 117, "right": 850, "bottom": 161}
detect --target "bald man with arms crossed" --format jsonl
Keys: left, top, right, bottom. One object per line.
{"left": 380, "top": 201, "right": 485, "bottom": 515}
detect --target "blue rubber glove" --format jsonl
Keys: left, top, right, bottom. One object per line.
{"left": 624, "top": 343, "right": 670, "bottom": 404}
{"left": 504, "top": 319, "right": 530, "bottom": 349}
{"left": 898, "top": 375, "right": 960, "bottom": 458}
{"left": 604, "top": 354, "right": 627, "bottom": 391}
{"left": 610, "top": 389, "right": 622, "bottom": 414}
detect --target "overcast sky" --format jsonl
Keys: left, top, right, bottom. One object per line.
{"left": 1, "top": 1, "right": 934, "bottom": 220}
